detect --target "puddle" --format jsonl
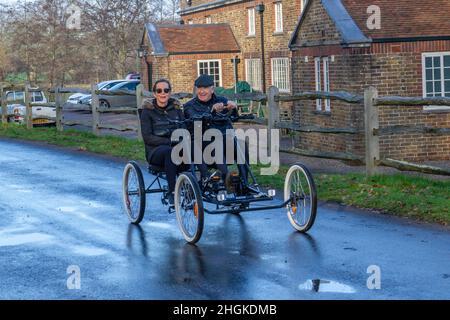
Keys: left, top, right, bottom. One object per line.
{"left": 79, "top": 200, "right": 112, "bottom": 209}
{"left": 146, "top": 222, "right": 175, "bottom": 230}
{"left": 0, "top": 232, "right": 53, "bottom": 247}
{"left": 298, "top": 279, "right": 356, "bottom": 293}
{"left": 3, "top": 184, "right": 32, "bottom": 193}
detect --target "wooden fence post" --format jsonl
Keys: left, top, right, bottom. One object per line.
{"left": 1, "top": 85, "right": 7, "bottom": 125}
{"left": 91, "top": 83, "right": 100, "bottom": 136}
{"left": 364, "top": 86, "right": 379, "bottom": 177}
{"left": 25, "top": 83, "right": 32, "bottom": 130}
{"left": 267, "top": 86, "right": 280, "bottom": 149}
{"left": 55, "top": 87, "right": 63, "bottom": 132}
{"left": 136, "top": 84, "right": 143, "bottom": 141}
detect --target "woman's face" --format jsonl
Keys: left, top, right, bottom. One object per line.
{"left": 153, "top": 82, "right": 171, "bottom": 107}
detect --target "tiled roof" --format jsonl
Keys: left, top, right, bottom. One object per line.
{"left": 290, "top": 0, "right": 450, "bottom": 49}
{"left": 145, "top": 23, "right": 240, "bottom": 55}
{"left": 342, "top": 0, "right": 450, "bottom": 39}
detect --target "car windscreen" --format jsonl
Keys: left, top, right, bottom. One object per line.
{"left": 109, "top": 81, "right": 137, "bottom": 91}
{"left": 101, "top": 81, "right": 125, "bottom": 90}
{"left": 120, "top": 82, "right": 140, "bottom": 91}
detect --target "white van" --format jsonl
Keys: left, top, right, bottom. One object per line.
{"left": 6, "top": 90, "right": 56, "bottom": 126}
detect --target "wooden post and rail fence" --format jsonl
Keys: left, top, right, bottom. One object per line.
{"left": 1, "top": 83, "right": 449, "bottom": 177}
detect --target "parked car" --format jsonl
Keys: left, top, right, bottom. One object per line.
{"left": 12, "top": 105, "right": 56, "bottom": 126}
{"left": 6, "top": 90, "right": 55, "bottom": 126}
{"left": 66, "top": 79, "right": 128, "bottom": 105}
{"left": 89, "top": 80, "right": 140, "bottom": 108}
{"left": 6, "top": 90, "right": 48, "bottom": 115}
{"left": 125, "top": 72, "right": 140, "bottom": 80}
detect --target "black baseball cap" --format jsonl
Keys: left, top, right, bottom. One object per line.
{"left": 194, "top": 74, "right": 214, "bottom": 87}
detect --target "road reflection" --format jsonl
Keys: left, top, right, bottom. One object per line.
{"left": 159, "top": 213, "right": 258, "bottom": 298}
{"left": 126, "top": 223, "right": 148, "bottom": 257}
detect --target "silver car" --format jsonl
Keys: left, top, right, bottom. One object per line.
{"left": 66, "top": 80, "right": 127, "bottom": 105}
{"left": 95, "top": 80, "right": 140, "bottom": 109}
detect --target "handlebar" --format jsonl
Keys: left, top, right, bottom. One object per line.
{"left": 168, "top": 113, "right": 255, "bottom": 127}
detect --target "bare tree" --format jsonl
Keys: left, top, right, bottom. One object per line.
{"left": 0, "top": 0, "right": 177, "bottom": 85}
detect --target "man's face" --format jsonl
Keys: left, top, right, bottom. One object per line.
{"left": 196, "top": 86, "right": 214, "bottom": 102}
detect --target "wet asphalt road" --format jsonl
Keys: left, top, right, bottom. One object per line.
{"left": 0, "top": 138, "right": 449, "bottom": 300}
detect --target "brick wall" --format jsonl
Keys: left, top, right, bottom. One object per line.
{"left": 292, "top": 0, "right": 341, "bottom": 46}
{"left": 144, "top": 53, "right": 237, "bottom": 94}
{"left": 180, "top": 0, "right": 302, "bottom": 90}
{"left": 292, "top": 46, "right": 450, "bottom": 161}
{"left": 290, "top": 0, "right": 450, "bottom": 161}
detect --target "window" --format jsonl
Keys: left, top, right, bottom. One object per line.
{"left": 245, "top": 59, "right": 262, "bottom": 91}
{"left": 271, "top": 57, "right": 290, "bottom": 92}
{"left": 248, "top": 8, "right": 255, "bottom": 36}
{"left": 187, "top": 19, "right": 193, "bottom": 25}
{"left": 315, "top": 57, "right": 331, "bottom": 112}
{"left": 32, "top": 92, "right": 44, "bottom": 102}
{"left": 422, "top": 52, "right": 450, "bottom": 111}
{"left": 323, "top": 57, "right": 331, "bottom": 111}
{"left": 300, "top": 0, "right": 308, "bottom": 13}
{"left": 122, "top": 82, "right": 139, "bottom": 91}
{"left": 274, "top": 2, "right": 283, "bottom": 33}
{"left": 314, "top": 58, "right": 322, "bottom": 110}
{"left": 198, "top": 60, "right": 222, "bottom": 87}
{"left": 205, "top": 16, "right": 211, "bottom": 24}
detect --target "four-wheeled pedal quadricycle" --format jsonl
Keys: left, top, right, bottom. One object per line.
{"left": 122, "top": 114, "right": 317, "bottom": 244}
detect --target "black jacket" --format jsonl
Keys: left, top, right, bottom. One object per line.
{"left": 140, "top": 98, "right": 185, "bottom": 162}
{"left": 183, "top": 94, "right": 238, "bottom": 133}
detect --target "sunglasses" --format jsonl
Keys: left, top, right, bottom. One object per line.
{"left": 155, "top": 88, "right": 171, "bottom": 94}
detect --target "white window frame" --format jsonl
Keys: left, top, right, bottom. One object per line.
{"left": 315, "top": 57, "right": 331, "bottom": 112}
{"left": 314, "top": 57, "right": 322, "bottom": 110}
{"left": 197, "top": 59, "right": 222, "bottom": 87}
{"left": 323, "top": 57, "right": 331, "bottom": 112}
{"left": 245, "top": 58, "right": 262, "bottom": 91}
{"left": 422, "top": 52, "right": 450, "bottom": 111}
{"left": 205, "top": 16, "right": 211, "bottom": 24}
{"left": 274, "top": 2, "right": 283, "bottom": 33}
{"left": 301, "top": 0, "right": 308, "bottom": 13}
{"left": 271, "top": 57, "right": 290, "bottom": 93}
{"left": 248, "top": 8, "right": 256, "bottom": 36}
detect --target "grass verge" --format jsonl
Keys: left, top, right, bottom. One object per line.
{"left": 1, "top": 124, "right": 449, "bottom": 225}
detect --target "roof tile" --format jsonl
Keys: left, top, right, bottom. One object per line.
{"left": 157, "top": 24, "right": 240, "bottom": 54}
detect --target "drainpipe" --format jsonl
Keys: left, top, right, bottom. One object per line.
{"left": 231, "top": 56, "right": 241, "bottom": 92}
{"left": 256, "top": 3, "right": 266, "bottom": 93}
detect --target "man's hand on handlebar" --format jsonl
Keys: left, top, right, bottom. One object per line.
{"left": 226, "top": 101, "right": 237, "bottom": 110}
{"left": 212, "top": 101, "right": 237, "bottom": 113}
{"left": 212, "top": 102, "right": 225, "bottom": 113}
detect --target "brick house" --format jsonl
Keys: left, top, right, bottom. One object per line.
{"left": 140, "top": 23, "right": 240, "bottom": 92}
{"left": 141, "top": 0, "right": 307, "bottom": 94}
{"left": 289, "top": 0, "right": 450, "bottom": 162}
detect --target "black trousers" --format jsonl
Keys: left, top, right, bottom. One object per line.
{"left": 149, "top": 145, "right": 178, "bottom": 193}
{"left": 197, "top": 136, "right": 249, "bottom": 184}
